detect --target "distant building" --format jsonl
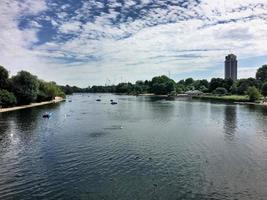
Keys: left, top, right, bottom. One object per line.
{"left": 225, "top": 54, "right": 237, "bottom": 81}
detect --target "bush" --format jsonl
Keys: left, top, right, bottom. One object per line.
{"left": 213, "top": 87, "right": 227, "bottom": 95}
{"left": 247, "top": 87, "right": 261, "bottom": 102}
{"left": 0, "top": 90, "right": 17, "bottom": 108}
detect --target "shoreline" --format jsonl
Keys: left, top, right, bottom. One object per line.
{"left": 0, "top": 99, "right": 65, "bottom": 113}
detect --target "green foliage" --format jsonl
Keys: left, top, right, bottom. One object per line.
{"left": 11, "top": 71, "right": 39, "bottom": 105}
{"left": 0, "top": 65, "right": 9, "bottom": 89}
{"left": 261, "top": 82, "right": 267, "bottom": 97}
{"left": 236, "top": 78, "right": 261, "bottom": 95}
{"left": 209, "top": 78, "right": 225, "bottom": 92}
{"left": 223, "top": 78, "right": 234, "bottom": 91}
{"left": 247, "top": 87, "right": 261, "bottom": 102}
{"left": 213, "top": 87, "right": 227, "bottom": 95}
{"left": 115, "top": 83, "right": 133, "bottom": 93}
{"left": 230, "top": 83, "right": 238, "bottom": 94}
{"left": 185, "top": 78, "right": 194, "bottom": 85}
{"left": 37, "top": 81, "right": 65, "bottom": 102}
{"left": 176, "top": 84, "right": 184, "bottom": 94}
{"left": 256, "top": 65, "right": 267, "bottom": 82}
{"left": 192, "top": 79, "right": 209, "bottom": 92}
{"left": 151, "top": 75, "right": 176, "bottom": 95}
{"left": 0, "top": 90, "right": 17, "bottom": 108}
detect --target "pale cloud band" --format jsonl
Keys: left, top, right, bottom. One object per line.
{"left": 0, "top": 0, "right": 267, "bottom": 86}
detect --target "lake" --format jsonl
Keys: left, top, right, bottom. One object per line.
{"left": 0, "top": 94, "right": 267, "bottom": 200}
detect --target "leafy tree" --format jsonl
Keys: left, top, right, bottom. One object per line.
{"left": 230, "top": 83, "right": 238, "bottom": 94}
{"left": 193, "top": 79, "right": 209, "bottom": 92}
{"left": 223, "top": 78, "right": 234, "bottom": 91}
{"left": 0, "top": 65, "right": 9, "bottom": 89}
{"left": 11, "top": 71, "right": 39, "bottom": 105}
{"left": 176, "top": 84, "right": 184, "bottom": 94}
{"left": 152, "top": 83, "right": 166, "bottom": 95}
{"left": 116, "top": 83, "right": 133, "bottom": 93}
{"left": 0, "top": 90, "right": 17, "bottom": 108}
{"left": 247, "top": 87, "right": 261, "bottom": 102}
{"left": 214, "top": 87, "right": 227, "bottom": 95}
{"left": 236, "top": 78, "right": 261, "bottom": 95}
{"left": 199, "top": 85, "right": 208, "bottom": 92}
{"left": 256, "top": 65, "right": 267, "bottom": 82}
{"left": 185, "top": 78, "right": 194, "bottom": 85}
{"left": 261, "top": 82, "right": 267, "bottom": 101}
{"left": 178, "top": 80, "right": 185, "bottom": 85}
{"left": 37, "top": 81, "right": 65, "bottom": 102}
{"left": 151, "top": 75, "right": 176, "bottom": 95}
{"left": 209, "top": 78, "right": 225, "bottom": 92}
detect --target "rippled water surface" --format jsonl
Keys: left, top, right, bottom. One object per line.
{"left": 1, "top": 94, "right": 267, "bottom": 200}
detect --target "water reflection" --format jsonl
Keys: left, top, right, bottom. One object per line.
{"left": 1, "top": 95, "right": 267, "bottom": 200}
{"left": 223, "top": 105, "right": 237, "bottom": 141}
{"left": 0, "top": 103, "right": 60, "bottom": 153}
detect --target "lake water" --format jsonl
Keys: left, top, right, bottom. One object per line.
{"left": 0, "top": 94, "right": 267, "bottom": 200}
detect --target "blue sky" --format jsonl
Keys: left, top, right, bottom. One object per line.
{"left": 1, "top": 0, "right": 267, "bottom": 86}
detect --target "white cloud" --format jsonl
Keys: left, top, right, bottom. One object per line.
{"left": 1, "top": 0, "right": 267, "bottom": 86}
{"left": 59, "top": 21, "right": 82, "bottom": 34}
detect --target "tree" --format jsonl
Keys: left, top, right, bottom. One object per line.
{"left": 116, "top": 83, "right": 133, "bottom": 93}
{"left": 236, "top": 78, "right": 261, "bottom": 95}
{"left": 0, "top": 90, "right": 17, "bottom": 108}
{"left": 193, "top": 79, "right": 209, "bottom": 92}
{"left": 261, "top": 82, "right": 267, "bottom": 101}
{"left": 37, "top": 81, "right": 65, "bottom": 102}
{"left": 214, "top": 87, "right": 227, "bottom": 95}
{"left": 185, "top": 78, "right": 194, "bottom": 85}
{"left": 256, "top": 65, "right": 267, "bottom": 82}
{"left": 223, "top": 78, "right": 234, "bottom": 91}
{"left": 247, "top": 87, "right": 260, "bottom": 102}
{"left": 0, "top": 65, "right": 9, "bottom": 89}
{"left": 230, "top": 83, "right": 238, "bottom": 94}
{"left": 11, "top": 71, "right": 39, "bottom": 105}
{"left": 209, "top": 78, "right": 225, "bottom": 92}
{"left": 151, "top": 75, "right": 176, "bottom": 95}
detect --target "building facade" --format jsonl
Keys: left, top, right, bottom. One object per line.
{"left": 225, "top": 54, "right": 237, "bottom": 81}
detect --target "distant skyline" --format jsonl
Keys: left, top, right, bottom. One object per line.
{"left": 1, "top": 0, "right": 267, "bottom": 87}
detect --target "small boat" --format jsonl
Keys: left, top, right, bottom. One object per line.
{"left": 96, "top": 99, "right": 101, "bottom": 102}
{"left": 110, "top": 99, "right": 113, "bottom": 102}
{"left": 111, "top": 102, "right": 118, "bottom": 105}
{"left": 43, "top": 112, "right": 52, "bottom": 118}
{"left": 68, "top": 100, "right": 72, "bottom": 102}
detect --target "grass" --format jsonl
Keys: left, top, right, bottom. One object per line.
{"left": 193, "top": 94, "right": 250, "bottom": 102}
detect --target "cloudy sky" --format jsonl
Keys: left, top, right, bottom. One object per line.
{"left": 1, "top": 0, "right": 267, "bottom": 86}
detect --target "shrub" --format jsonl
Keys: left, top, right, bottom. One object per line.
{"left": 0, "top": 90, "right": 17, "bottom": 108}
{"left": 247, "top": 87, "right": 261, "bottom": 102}
{"left": 213, "top": 87, "right": 227, "bottom": 95}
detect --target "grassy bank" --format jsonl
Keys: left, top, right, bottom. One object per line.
{"left": 193, "top": 95, "right": 250, "bottom": 102}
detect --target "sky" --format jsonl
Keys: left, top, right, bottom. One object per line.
{"left": 1, "top": 0, "right": 267, "bottom": 87}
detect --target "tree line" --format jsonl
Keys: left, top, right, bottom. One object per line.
{"left": 0, "top": 65, "right": 65, "bottom": 108}
{"left": 2, "top": 64, "right": 267, "bottom": 108}
{"left": 61, "top": 65, "right": 267, "bottom": 101}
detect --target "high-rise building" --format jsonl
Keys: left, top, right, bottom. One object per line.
{"left": 225, "top": 54, "right": 237, "bottom": 81}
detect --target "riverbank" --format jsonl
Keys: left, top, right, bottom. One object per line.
{"left": 192, "top": 95, "right": 250, "bottom": 102}
{"left": 0, "top": 98, "right": 65, "bottom": 113}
